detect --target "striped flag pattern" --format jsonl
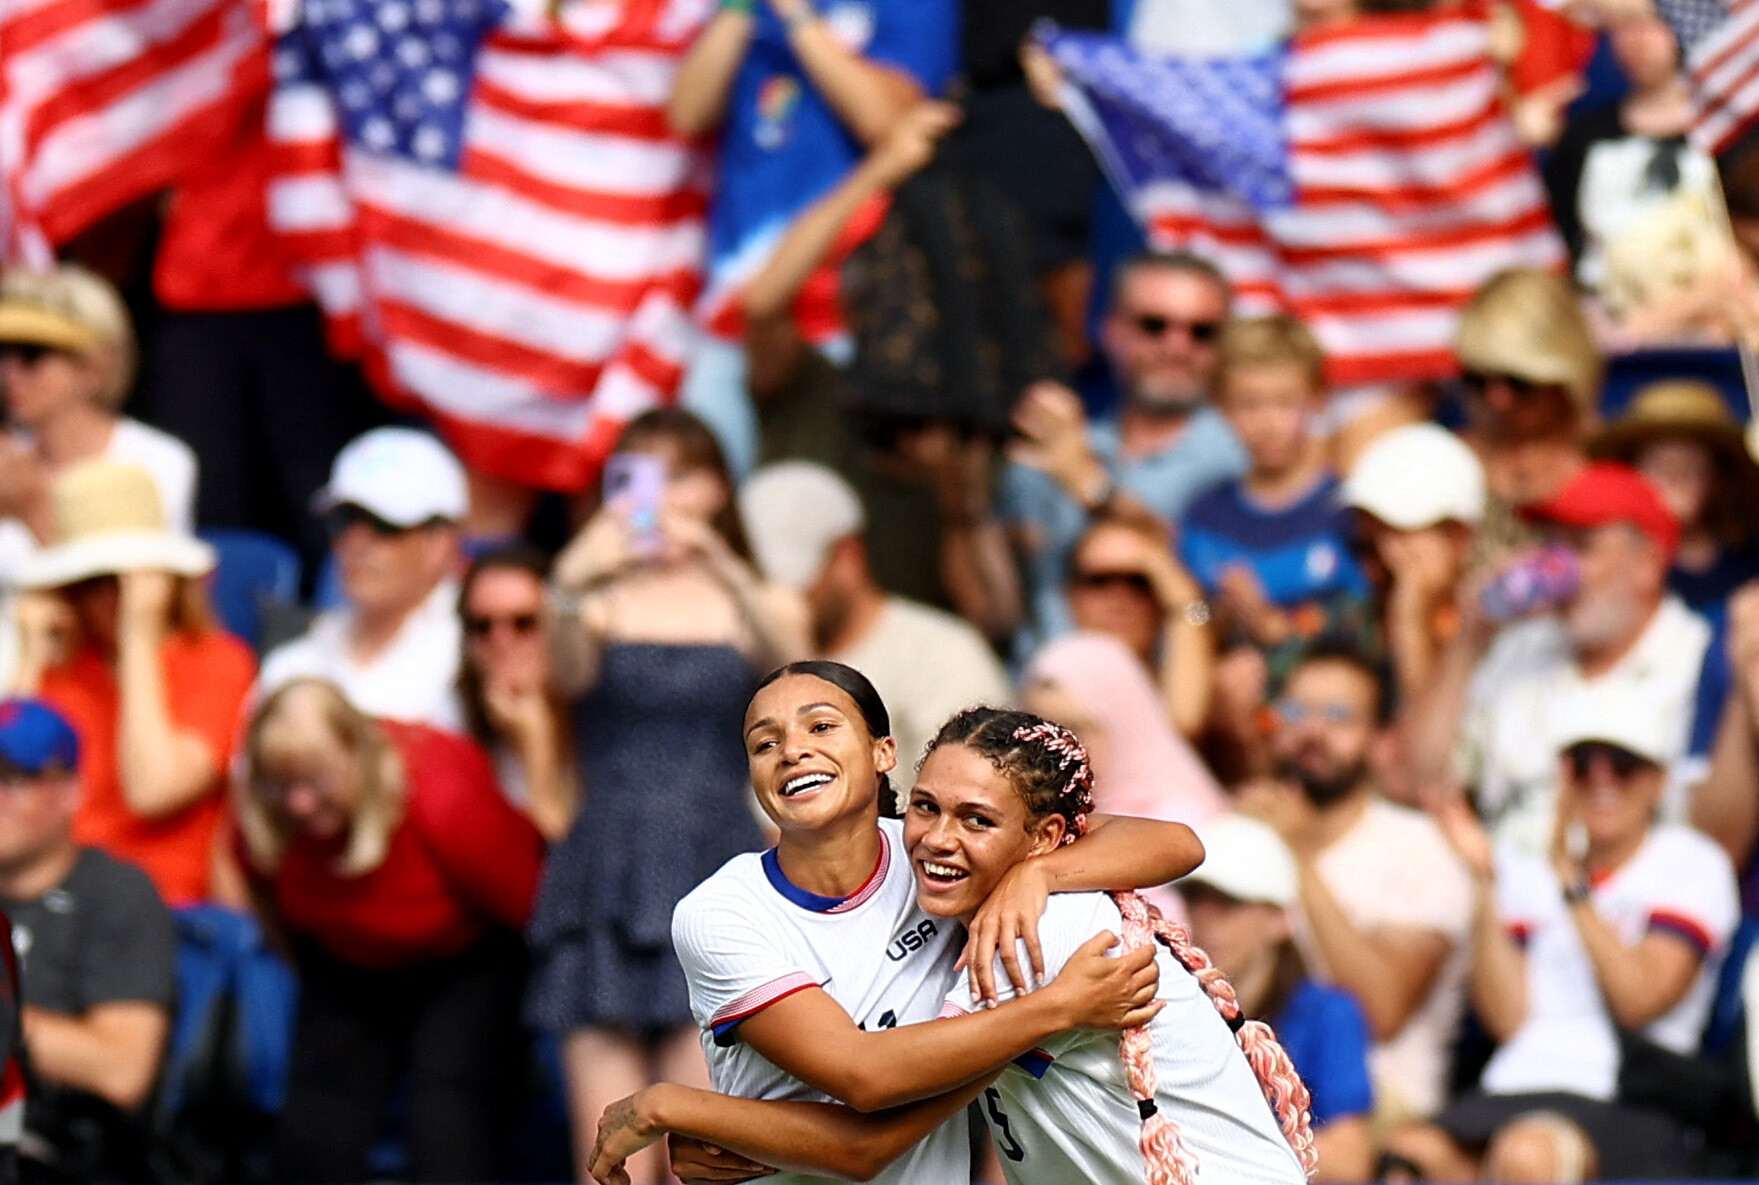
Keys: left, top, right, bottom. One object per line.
{"left": 0, "top": 0, "right": 267, "bottom": 261}
{"left": 1047, "top": 9, "right": 1565, "bottom": 388}
{"left": 1686, "top": 0, "right": 1759, "bottom": 155}
{"left": 265, "top": 0, "right": 711, "bottom": 492}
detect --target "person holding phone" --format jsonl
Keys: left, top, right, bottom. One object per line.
{"left": 534, "top": 407, "right": 809, "bottom": 1182}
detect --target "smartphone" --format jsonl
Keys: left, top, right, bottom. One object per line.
{"left": 603, "top": 453, "right": 666, "bottom": 558}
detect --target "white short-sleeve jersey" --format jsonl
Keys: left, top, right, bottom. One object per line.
{"left": 671, "top": 818, "right": 969, "bottom": 1185}
{"left": 942, "top": 893, "right": 1307, "bottom": 1185}
{"left": 1482, "top": 825, "right": 1740, "bottom": 1101}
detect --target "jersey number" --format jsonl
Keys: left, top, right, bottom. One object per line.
{"left": 984, "top": 1088, "right": 1025, "bottom": 1162}
{"left": 858, "top": 1010, "right": 897, "bottom": 1031}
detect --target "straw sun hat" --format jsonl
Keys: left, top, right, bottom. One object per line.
{"left": 1590, "top": 381, "right": 1756, "bottom": 467}
{"left": 17, "top": 461, "right": 213, "bottom": 590}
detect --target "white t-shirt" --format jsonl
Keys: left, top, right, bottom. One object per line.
{"left": 671, "top": 818, "right": 970, "bottom": 1185}
{"left": 0, "top": 417, "right": 199, "bottom": 586}
{"left": 1482, "top": 825, "right": 1740, "bottom": 1101}
{"left": 1458, "top": 597, "right": 1710, "bottom": 852}
{"left": 943, "top": 893, "right": 1306, "bottom": 1185}
{"left": 1298, "top": 798, "right": 1474, "bottom": 1119}
{"left": 831, "top": 597, "right": 1011, "bottom": 775}
{"left": 1128, "top": 0, "right": 1290, "bottom": 55}
{"left": 257, "top": 579, "right": 466, "bottom": 732}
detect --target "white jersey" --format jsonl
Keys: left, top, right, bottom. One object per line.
{"left": 671, "top": 818, "right": 970, "bottom": 1185}
{"left": 943, "top": 893, "right": 1307, "bottom": 1185}
{"left": 1482, "top": 825, "right": 1739, "bottom": 1101}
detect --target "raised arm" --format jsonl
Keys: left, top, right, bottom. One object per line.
{"left": 735, "top": 930, "right": 1157, "bottom": 1112}
{"left": 767, "top": 0, "right": 925, "bottom": 147}
{"left": 963, "top": 814, "right": 1204, "bottom": 1002}
{"left": 591, "top": 1075, "right": 993, "bottom": 1184}
{"left": 668, "top": 6, "right": 755, "bottom": 136}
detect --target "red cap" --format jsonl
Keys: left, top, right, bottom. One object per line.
{"left": 1523, "top": 462, "right": 1679, "bottom": 557}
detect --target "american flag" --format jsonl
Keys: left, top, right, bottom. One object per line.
{"left": 1682, "top": 0, "right": 1759, "bottom": 155}
{"left": 266, "top": 0, "right": 711, "bottom": 492}
{"left": 1044, "top": 10, "right": 1565, "bottom": 389}
{"left": 0, "top": 0, "right": 266, "bottom": 262}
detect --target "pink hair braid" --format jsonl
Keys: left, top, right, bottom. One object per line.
{"left": 1111, "top": 891, "right": 1319, "bottom": 1182}
{"left": 1009, "top": 721, "right": 1095, "bottom": 845}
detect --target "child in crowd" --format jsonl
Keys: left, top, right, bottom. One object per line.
{"left": 1179, "top": 316, "right": 1369, "bottom": 676}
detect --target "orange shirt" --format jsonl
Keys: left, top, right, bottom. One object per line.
{"left": 42, "top": 632, "right": 257, "bottom": 907}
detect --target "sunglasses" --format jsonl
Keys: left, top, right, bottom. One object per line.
{"left": 1071, "top": 569, "right": 1155, "bottom": 596}
{"left": 1130, "top": 314, "right": 1222, "bottom": 344}
{"left": 1563, "top": 741, "right": 1653, "bottom": 781}
{"left": 0, "top": 342, "right": 61, "bottom": 367}
{"left": 463, "top": 612, "right": 540, "bottom": 639}
{"left": 1458, "top": 370, "right": 1547, "bottom": 401}
{"left": 325, "top": 504, "right": 423, "bottom": 539}
{"left": 1273, "top": 700, "right": 1360, "bottom": 727}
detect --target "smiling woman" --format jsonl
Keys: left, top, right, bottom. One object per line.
{"left": 585, "top": 664, "right": 1210, "bottom": 1185}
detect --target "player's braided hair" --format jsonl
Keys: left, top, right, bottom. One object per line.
{"left": 926, "top": 708, "right": 1318, "bottom": 1185}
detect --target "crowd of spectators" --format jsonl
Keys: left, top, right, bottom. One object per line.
{"left": 4, "top": 0, "right": 1759, "bottom": 1183}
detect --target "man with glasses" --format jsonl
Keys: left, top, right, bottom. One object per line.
{"left": 1001, "top": 250, "right": 1248, "bottom": 646}
{"left": 257, "top": 428, "right": 469, "bottom": 731}
{"left": 0, "top": 697, "right": 175, "bottom": 1172}
{"left": 1402, "top": 463, "right": 1710, "bottom": 855}
{"left": 1240, "top": 640, "right": 1473, "bottom": 1129}
{"left": 1388, "top": 702, "right": 1739, "bottom": 1181}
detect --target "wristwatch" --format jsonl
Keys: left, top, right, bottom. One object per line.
{"left": 1180, "top": 599, "right": 1212, "bottom": 628}
{"left": 1561, "top": 876, "right": 1592, "bottom": 906}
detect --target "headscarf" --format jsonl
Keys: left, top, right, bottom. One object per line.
{"left": 1023, "top": 632, "right": 1225, "bottom": 829}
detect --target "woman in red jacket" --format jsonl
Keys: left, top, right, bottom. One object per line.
{"left": 235, "top": 677, "right": 545, "bottom": 1185}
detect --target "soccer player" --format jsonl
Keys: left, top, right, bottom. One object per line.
{"left": 591, "top": 703, "right": 1314, "bottom": 1185}
{"left": 598, "top": 662, "right": 1204, "bottom": 1185}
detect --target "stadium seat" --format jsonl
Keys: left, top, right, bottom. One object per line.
{"left": 199, "top": 529, "right": 302, "bottom": 653}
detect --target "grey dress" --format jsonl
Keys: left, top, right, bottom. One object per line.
{"left": 526, "top": 641, "right": 764, "bottom": 1035}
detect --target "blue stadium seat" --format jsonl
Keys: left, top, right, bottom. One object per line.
{"left": 199, "top": 529, "right": 302, "bottom": 653}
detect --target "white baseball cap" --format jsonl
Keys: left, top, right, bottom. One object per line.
{"left": 313, "top": 427, "right": 468, "bottom": 527}
{"left": 1341, "top": 423, "right": 1486, "bottom": 530}
{"left": 1179, "top": 814, "right": 1298, "bottom": 908}
{"left": 738, "top": 461, "right": 866, "bottom": 590}
{"left": 1552, "top": 690, "right": 1673, "bottom": 767}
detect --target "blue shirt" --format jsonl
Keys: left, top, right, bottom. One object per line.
{"left": 1271, "top": 977, "right": 1374, "bottom": 1127}
{"left": 1001, "top": 406, "right": 1248, "bottom": 646}
{"left": 1179, "top": 474, "right": 1367, "bottom": 608}
{"left": 708, "top": 0, "right": 959, "bottom": 294}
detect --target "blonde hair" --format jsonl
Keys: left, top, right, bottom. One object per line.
{"left": 1455, "top": 269, "right": 1601, "bottom": 415}
{"left": 0, "top": 264, "right": 138, "bottom": 409}
{"left": 1217, "top": 315, "right": 1327, "bottom": 396}
{"left": 235, "top": 679, "right": 405, "bottom": 877}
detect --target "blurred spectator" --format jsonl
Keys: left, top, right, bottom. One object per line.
{"left": 138, "top": 106, "right": 387, "bottom": 581}
{"left": 0, "top": 266, "right": 196, "bottom": 579}
{"left": 1065, "top": 508, "right": 1215, "bottom": 738}
{"left": 740, "top": 102, "right": 1029, "bottom": 642}
{"left": 668, "top": 0, "right": 957, "bottom": 469}
{"left": 1241, "top": 641, "right": 1473, "bottom": 1125}
{"left": 1126, "top": 0, "right": 1289, "bottom": 54}
{"left": 1003, "top": 251, "right": 1248, "bottom": 643}
{"left": 1021, "top": 630, "right": 1225, "bottom": 828}
{"left": 257, "top": 428, "right": 467, "bottom": 731}
{"left": 1180, "top": 316, "right": 1369, "bottom": 670}
{"left": 539, "top": 408, "right": 803, "bottom": 1185}
{"left": 0, "top": 698, "right": 175, "bottom": 1178}
{"left": 1589, "top": 381, "right": 1759, "bottom": 619}
{"left": 9, "top": 462, "right": 254, "bottom": 907}
{"left": 1181, "top": 813, "right": 1375, "bottom": 1183}
{"left": 1394, "top": 699, "right": 1740, "bottom": 1181}
{"left": 738, "top": 460, "right": 1008, "bottom": 773}
{"left": 1452, "top": 268, "right": 1598, "bottom": 565}
{"left": 1403, "top": 463, "right": 1710, "bottom": 852}
{"left": 1341, "top": 423, "right": 1487, "bottom": 711}
{"left": 1542, "top": 9, "right": 1718, "bottom": 294}
{"left": 0, "top": 902, "right": 16, "bottom": 1185}
{"left": 457, "top": 546, "right": 579, "bottom": 843}
{"left": 236, "top": 679, "right": 542, "bottom": 1185}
